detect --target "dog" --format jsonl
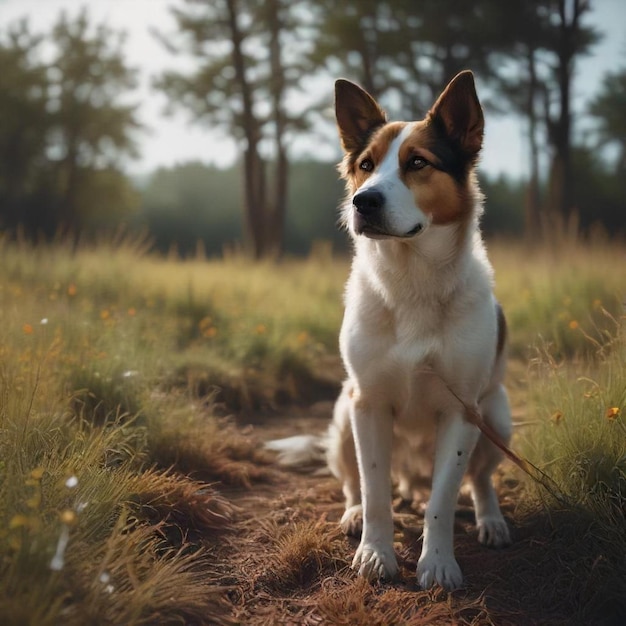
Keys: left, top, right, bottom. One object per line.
{"left": 270, "top": 71, "right": 512, "bottom": 591}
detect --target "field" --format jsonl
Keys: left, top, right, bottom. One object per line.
{"left": 0, "top": 235, "right": 624, "bottom": 625}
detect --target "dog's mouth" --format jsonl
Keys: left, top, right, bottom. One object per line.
{"left": 355, "top": 220, "right": 425, "bottom": 240}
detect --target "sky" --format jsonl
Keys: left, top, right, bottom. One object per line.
{"left": 1, "top": 0, "right": 625, "bottom": 180}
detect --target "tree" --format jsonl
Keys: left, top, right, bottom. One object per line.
{"left": 445, "top": 0, "right": 600, "bottom": 239}
{"left": 48, "top": 10, "right": 141, "bottom": 233}
{"left": 0, "top": 10, "right": 141, "bottom": 238}
{"left": 308, "top": 0, "right": 519, "bottom": 119}
{"left": 589, "top": 67, "right": 626, "bottom": 174}
{"left": 542, "top": 0, "right": 600, "bottom": 226}
{"left": 154, "top": 0, "right": 311, "bottom": 259}
{"left": 0, "top": 21, "right": 50, "bottom": 232}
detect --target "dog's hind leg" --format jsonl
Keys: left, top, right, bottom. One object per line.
{"left": 468, "top": 383, "right": 512, "bottom": 548}
{"left": 327, "top": 382, "right": 362, "bottom": 536}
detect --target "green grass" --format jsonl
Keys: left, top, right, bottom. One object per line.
{"left": 0, "top": 235, "right": 624, "bottom": 623}
{"left": 515, "top": 319, "right": 626, "bottom": 621}
{"left": 491, "top": 239, "right": 624, "bottom": 358}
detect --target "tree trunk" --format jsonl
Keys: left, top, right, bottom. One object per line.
{"left": 524, "top": 47, "right": 542, "bottom": 241}
{"left": 547, "top": 0, "right": 587, "bottom": 225}
{"left": 225, "top": 0, "right": 267, "bottom": 258}
{"left": 266, "top": 0, "right": 288, "bottom": 258}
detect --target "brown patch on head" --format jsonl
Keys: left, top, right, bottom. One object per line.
{"left": 397, "top": 122, "right": 474, "bottom": 226}
{"left": 390, "top": 121, "right": 464, "bottom": 224}
{"left": 341, "top": 121, "right": 407, "bottom": 193}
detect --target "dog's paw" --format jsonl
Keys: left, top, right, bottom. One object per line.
{"left": 352, "top": 541, "right": 398, "bottom": 581}
{"left": 340, "top": 504, "right": 363, "bottom": 537}
{"left": 416, "top": 553, "right": 463, "bottom": 590}
{"left": 476, "top": 515, "right": 511, "bottom": 548}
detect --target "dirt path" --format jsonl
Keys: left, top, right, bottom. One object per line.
{"left": 203, "top": 403, "right": 584, "bottom": 626}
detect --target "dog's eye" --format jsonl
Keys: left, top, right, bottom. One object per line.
{"left": 407, "top": 156, "right": 429, "bottom": 171}
{"left": 359, "top": 158, "right": 374, "bottom": 172}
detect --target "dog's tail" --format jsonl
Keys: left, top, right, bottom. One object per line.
{"left": 265, "top": 434, "right": 328, "bottom": 473}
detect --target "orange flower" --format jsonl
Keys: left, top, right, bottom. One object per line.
{"left": 606, "top": 407, "right": 621, "bottom": 421}
{"left": 127, "top": 307, "right": 136, "bottom": 317}
{"left": 22, "top": 324, "right": 34, "bottom": 335}
{"left": 551, "top": 410, "right": 564, "bottom": 424}
{"left": 198, "top": 316, "right": 213, "bottom": 332}
{"left": 568, "top": 320, "right": 579, "bottom": 330}
{"left": 67, "top": 283, "right": 77, "bottom": 297}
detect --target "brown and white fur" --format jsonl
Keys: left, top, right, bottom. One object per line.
{"left": 270, "top": 71, "right": 512, "bottom": 590}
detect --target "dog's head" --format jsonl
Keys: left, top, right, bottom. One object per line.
{"left": 335, "top": 71, "right": 484, "bottom": 240}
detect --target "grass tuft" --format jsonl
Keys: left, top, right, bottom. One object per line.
{"left": 256, "top": 519, "right": 346, "bottom": 593}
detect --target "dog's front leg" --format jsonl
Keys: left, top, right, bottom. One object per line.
{"left": 417, "top": 412, "right": 480, "bottom": 590}
{"left": 350, "top": 396, "right": 397, "bottom": 581}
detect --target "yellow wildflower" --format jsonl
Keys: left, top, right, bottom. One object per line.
{"left": 606, "top": 407, "right": 621, "bottom": 421}
{"left": 30, "top": 467, "right": 45, "bottom": 480}
{"left": 9, "top": 515, "right": 30, "bottom": 529}
{"left": 59, "top": 510, "right": 78, "bottom": 526}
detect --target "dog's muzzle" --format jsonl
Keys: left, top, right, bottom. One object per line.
{"left": 352, "top": 189, "right": 424, "bottom": 239}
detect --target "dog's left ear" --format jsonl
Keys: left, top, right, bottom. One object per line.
{"left": 428, "top": 71, "right": 484, "bottom": 155}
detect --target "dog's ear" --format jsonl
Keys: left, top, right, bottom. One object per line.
{"left": 428, "top": 71, "right": 484, "bottom": 155}
{"left": 335, "top": 79, "right": 387, "bottom": 154}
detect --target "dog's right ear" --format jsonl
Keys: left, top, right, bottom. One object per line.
{"left": 335, "top": 79, "right": 387, "bottom": 154}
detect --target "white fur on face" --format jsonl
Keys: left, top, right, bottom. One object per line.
{"left": 351, "top": 125, "right": 430, "bottom": 238}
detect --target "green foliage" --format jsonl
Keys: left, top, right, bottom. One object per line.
{"left": 571, "top": 146, "right": 626, "bottom": 236}
{"left": 137, "top": 161, "right": 241, "bottom": 256}
{"left": 0, "top": 10, "right": 141, "bottom": 238}
{"left": 479, "top": 174, "right": 525, "bottom": 236}
{"left": 589, "top": 65, "right": 626, "bottom": 172}
{"left": 137, "top": 159, "right": 348, "bottom": 255}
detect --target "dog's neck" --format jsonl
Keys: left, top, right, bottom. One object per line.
{"left": 352, "top": 212, "right": 489, "bottom": 308}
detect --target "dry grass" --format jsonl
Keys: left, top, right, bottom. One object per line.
{"left": 0, "top": 235, "right": 624, "bottom": 624}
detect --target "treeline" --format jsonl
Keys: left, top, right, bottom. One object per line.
{"left": 0, "top": 12, "right": 140, "bottom": 239}
{"left": 136, "top": 160, "right": 524, "bottom": 256}
{"left": 0, "top": 2, "right": 625, "bottom": 256}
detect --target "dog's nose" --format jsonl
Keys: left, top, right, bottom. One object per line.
{"left": 353, "top": 190, "right": 384, "bottom": 216}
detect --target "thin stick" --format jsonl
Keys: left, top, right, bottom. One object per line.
{"left": 418, "top": 368, "right": 572, "bottom": 507}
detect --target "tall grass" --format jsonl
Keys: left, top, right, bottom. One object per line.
{"left": 518, "top": 314, "right": 626, "bottom": 621}
{"left": 0, "top": 234, "right": 623, "bottom": 623}
{"left": 491, "top": 239, "right": 624, "bottom": 358}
